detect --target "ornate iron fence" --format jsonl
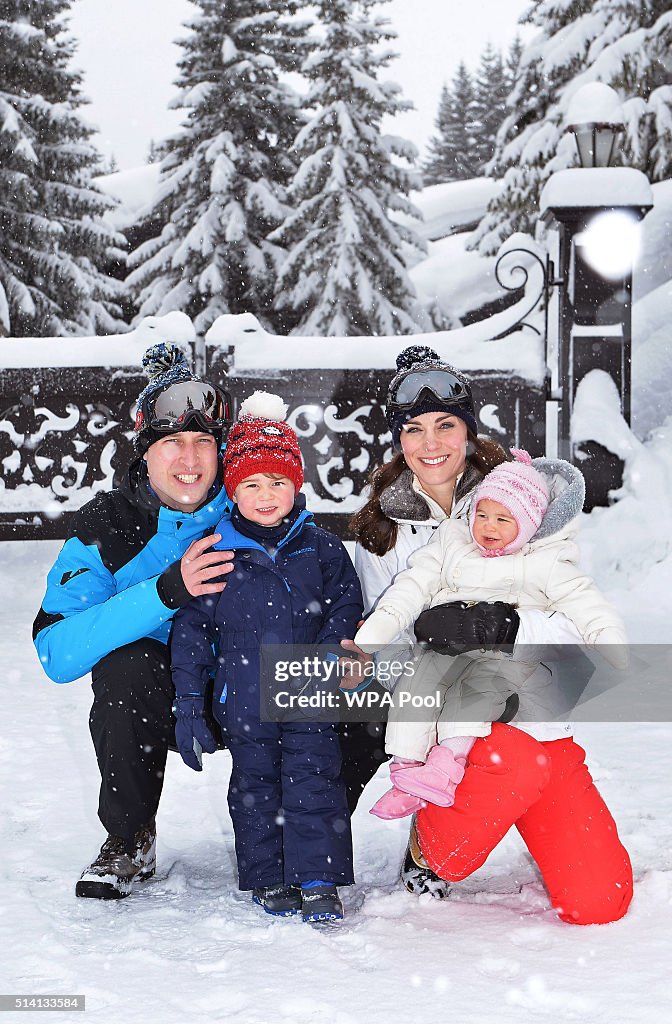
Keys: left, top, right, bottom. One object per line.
{"left": 0, "top": 359, "right": 545, "bottom": 542}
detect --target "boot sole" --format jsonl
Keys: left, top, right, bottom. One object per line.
{"left": 401, "top": 844, "right": 450, "bottom": 898}
{"left": 75, "top": 867, "right": 155, "bottom": 900}
{"left": 252, "top": 894, "right": 301, "bottom": 917}
{"left": 400, "top": 869, "right": 450, "bottom": 898}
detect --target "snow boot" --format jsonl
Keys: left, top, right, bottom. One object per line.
{"left": 252, "top": 884, "right": 302, "bottom": 917}
{"left": 400, "top": 819, "right": 451, "bottom": 899}
{"left": 301, "top": 884, "right": 344, "bottom": 923}
{"left": 394, "top": 746, "right": 466, "bottom": 807}
{"left": 370, "top": 786, "right": 426, "bottom": 819}
{"left": 75, "top": 820, "right": 156, "bottom": 900}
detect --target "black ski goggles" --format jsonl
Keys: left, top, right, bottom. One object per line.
{"left": 387, "top": 366, "right": 473, "bottom": 412}
{"left": 135, "top": 379, "right": 233, "bottom": 435}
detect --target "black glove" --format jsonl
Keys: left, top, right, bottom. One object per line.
{"left": 414, "top": 601, "right": 520, "bottom": 656}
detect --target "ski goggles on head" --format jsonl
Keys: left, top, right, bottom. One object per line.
{"left": 387, "top": 365, "right": 473, "bottom": 412}
{"left": 134, "top": 379, "right": 233, "bottom": 435}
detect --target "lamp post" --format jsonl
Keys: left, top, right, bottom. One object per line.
{"left": 540, "top": 82, "right": 653, "bottom": 508}
{"left": 566, "top": 82, "right": 625, "bottom": 169}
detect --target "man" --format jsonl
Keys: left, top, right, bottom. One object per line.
{"left": 33, "top": 343, "right": 235, "bottom": 900}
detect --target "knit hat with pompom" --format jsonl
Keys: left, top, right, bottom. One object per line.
{"left": 133, "top": 342, "right": 224, "bottom": 453}
{"left": 223, "top": 391, "right": 304, "bottom": 497}
{"left": 469, "top": 449, "right": 550, "bottom": 556}
{"left": 386, "top": 345, "right": 478, "bottom": 448}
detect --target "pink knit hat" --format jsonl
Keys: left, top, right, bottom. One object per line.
{"left": 469, "top": 449, "right": 550, "bottom": 556}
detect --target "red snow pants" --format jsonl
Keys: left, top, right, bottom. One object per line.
{"left": 415, "top": 724, "right": 633, "bottom": 925}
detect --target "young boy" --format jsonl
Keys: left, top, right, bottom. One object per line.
{"left": 170, "top": 392, "right": 363, "bottom": 922}
{"left": 354, "top": 451, "right": 627, "bottom": 819}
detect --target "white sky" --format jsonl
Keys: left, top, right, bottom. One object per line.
{"left": 69, "top": 0, "right": 532, "bottom": 170}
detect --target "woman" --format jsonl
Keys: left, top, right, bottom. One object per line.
{"left": 341, "top": 345, "right": 633, "bottom": 925}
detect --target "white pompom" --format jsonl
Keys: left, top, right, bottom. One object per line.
{"left": 238, "top": 390, "right": 288, "bottom": 422}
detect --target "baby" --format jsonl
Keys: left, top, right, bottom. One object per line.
{"left": 354, "top": 451, "right": 628, "bottom": 819}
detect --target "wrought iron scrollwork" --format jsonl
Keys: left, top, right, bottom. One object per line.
{"left": 288, "top": 395, "right": 386, "bottom": 512}
{"left": 493, "top": 247, "right": 551, "bottom": 337}
{"left": 0, "top": 373, "right": 139, "bottom": 532}
{"left": 0, "top": 365, "right": 546, "bottom": 540}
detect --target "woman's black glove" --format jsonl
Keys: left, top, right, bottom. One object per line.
{"left": 414, "top": 601, "right": 520, "bottom": 656}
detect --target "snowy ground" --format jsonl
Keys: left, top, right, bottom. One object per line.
{"left": 1, "top": 526, "right": 671, "bottom": 1023}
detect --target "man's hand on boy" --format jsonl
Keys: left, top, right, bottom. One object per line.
{"left": 180, "top": 534, "right": 235, "bottom": 597}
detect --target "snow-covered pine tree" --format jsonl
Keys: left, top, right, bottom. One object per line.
{"left": 472, "top": 0, "right": 672, "bottom": 255}
{"left": 472, "top": 44, "right": 512, "bottom": 176}
{"left": 423, "top": 85, "right": 452, "bottom": 185}
{"left": 591, "top": 0, "right": 672, "bottom": 181}
{"left": 272, "top": 0, "right": 429, "bottom": 337}
{"left": 470, "top": 0, "right": 596, "bottom": 255}
{"left": 506, "top": 34, "right": 524, "bottom": 88}
{"left": 0, "top": 0, "right": 123, "bottom": 337}
{"left": 423, "top": 63, "right": 480, "bottom": 184}
{"left": 126, "top": 0, "right": 310, "bottom": 334}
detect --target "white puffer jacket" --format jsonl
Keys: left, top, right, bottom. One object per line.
{"left": 355, "top": 466, "right": 474, "bottom": 625}
{"left": 354, "top": 458, "right": 611, "bottom": 741}
{"left": 356, "top": 515, "right": 627, "bottom": 666}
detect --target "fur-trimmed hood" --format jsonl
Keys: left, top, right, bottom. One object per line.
{"left": 379, "top": 463, "right": 484, "bottom": 525}
{"left": 527, "top": 457, "right": 585, "bottom": 541}
{"left": 378, "top": 456, "right": 585, "bottom": 541}
{"left": 465, "top": 455, "right": 585, "bottom": 544}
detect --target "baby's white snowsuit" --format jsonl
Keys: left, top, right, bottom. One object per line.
{"left": 355, "top": 462, "right": 627, "bottom": 761}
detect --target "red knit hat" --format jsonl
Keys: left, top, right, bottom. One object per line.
{"left": 469, "top": 449, "right": 550, "bottom": 556}
{"left": 223, "top": 391, "right": 304, "bottom": 498}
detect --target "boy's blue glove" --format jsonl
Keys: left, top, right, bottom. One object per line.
{"left": 172, "top": 694, "right": 218, "bottom": 772}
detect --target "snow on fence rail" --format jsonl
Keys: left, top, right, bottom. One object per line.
{"left": 0, "top": 310, "right": 546, "bottom": 541}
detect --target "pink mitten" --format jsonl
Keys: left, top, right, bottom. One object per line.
{"left": 370, "top": 787, "right": 426, "bottom": 819}
{"left": 390, "top": 759, "right": 422, "bottom": 785}
{"left": 393, "top": 745, "right": 467, "bottom": 807}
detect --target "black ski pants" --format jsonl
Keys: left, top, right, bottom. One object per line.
{"left": 89, "top": 638, "right": 176, "bottom": 841}
{"left": 338, "top": 720, "right": 388, "bottom": 816}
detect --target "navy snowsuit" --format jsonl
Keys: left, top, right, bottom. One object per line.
{"left": 171, "top": 501, "right": 363, "bottom": 890}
